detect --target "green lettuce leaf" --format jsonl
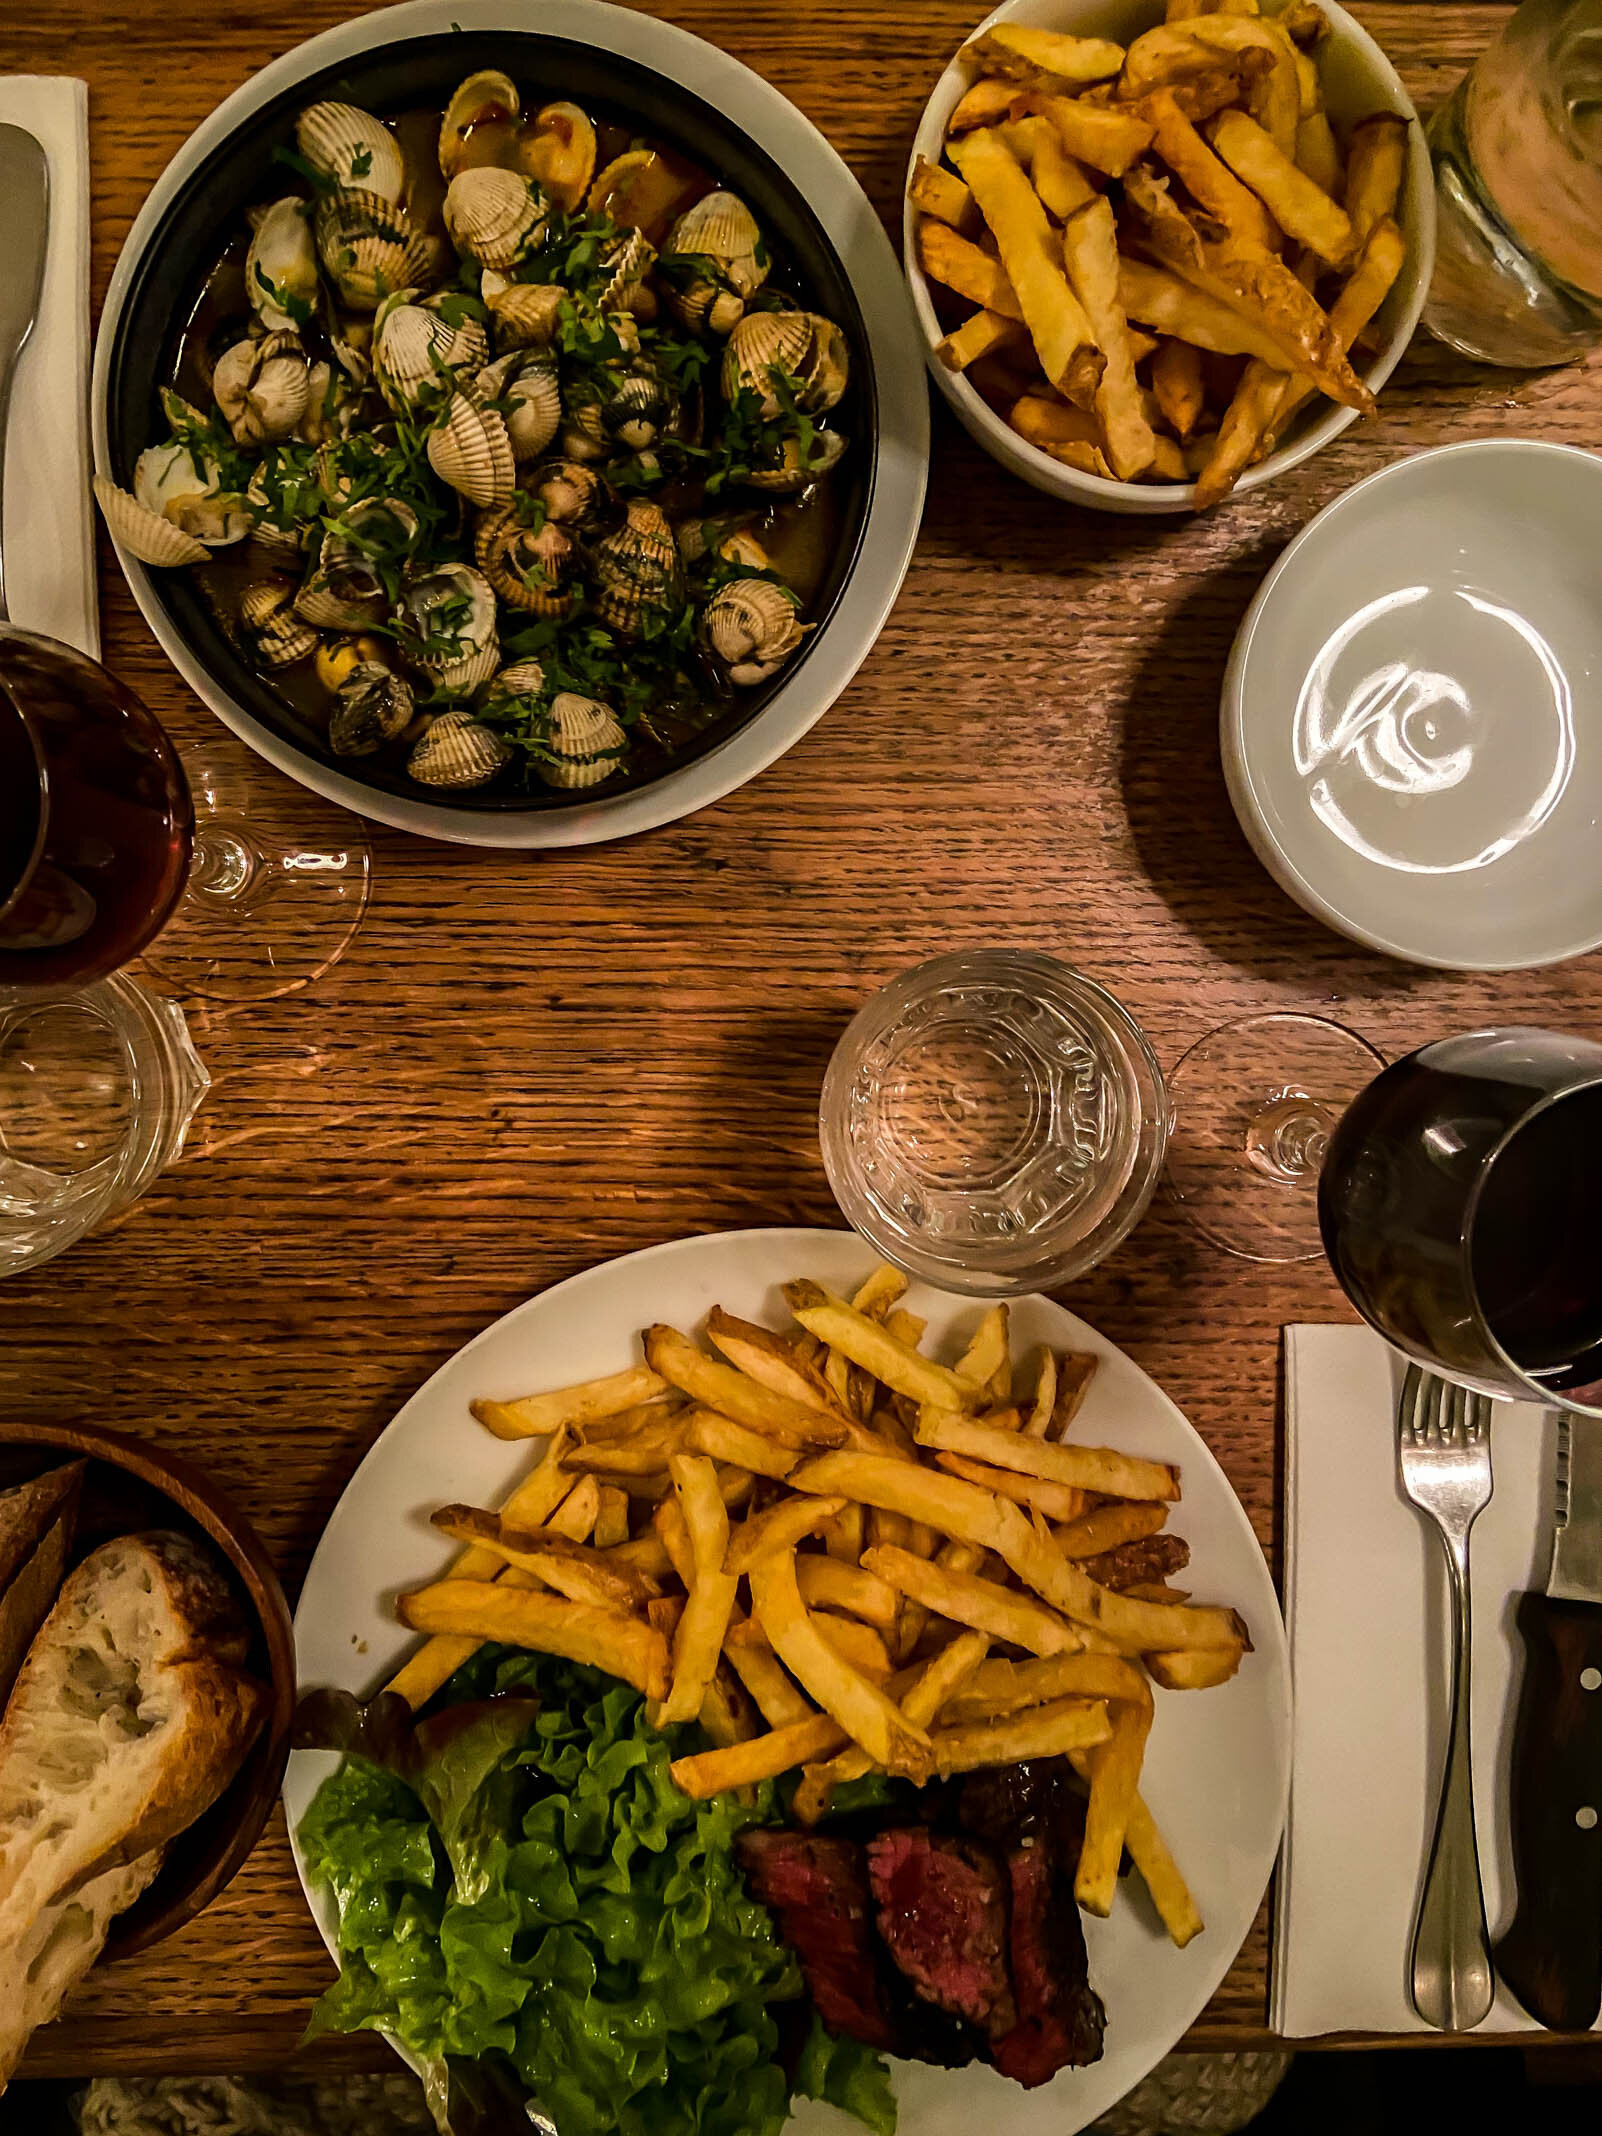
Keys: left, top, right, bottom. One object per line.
{"left": 794, "top": 2015, "right": 898, "bottom": 2136}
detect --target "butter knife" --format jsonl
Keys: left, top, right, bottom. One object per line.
{"left": 0, "top": 124, "right": 50, "bottom": 623}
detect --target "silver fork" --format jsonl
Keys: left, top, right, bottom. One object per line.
{"left": 1398, "top": 1363, "right": 1496, "bottom": 2031}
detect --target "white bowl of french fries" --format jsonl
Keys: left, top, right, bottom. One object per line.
{"left": 905, "top": 0, "right": 1435, "bottom": 512}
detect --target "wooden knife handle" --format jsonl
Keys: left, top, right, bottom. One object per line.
{"left": 1495, "top": 1591, "right": 1602, "bottom": 2030}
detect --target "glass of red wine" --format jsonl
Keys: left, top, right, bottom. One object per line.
{"left": 0, "top": 626, "right": 370, "bottom": 1003}
{"left": 1320, "top": 1028, "right": 1602, "bottom": 1415}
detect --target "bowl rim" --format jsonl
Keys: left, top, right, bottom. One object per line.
{"left": 902, "top": 0, "right": 1437, "bottom": 514}
{"left": 92, "top": 0, "right": 930, "bottom": 849}
{"left": 0, "top": 1416, "right": 295, "bottom": 1955}
{"left": 1220, "top": 436, "right": 1602, "bottom": 971}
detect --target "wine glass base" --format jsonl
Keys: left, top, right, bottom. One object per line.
{"left": 139, "top": 743, "right": 372, "bottom": 1003}
{"left": 1166, "top": 1013, "right": 1386, "bottom": 1263}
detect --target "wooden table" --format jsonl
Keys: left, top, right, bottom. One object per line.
{"left": 1, "top": 0, "right": 1597, "bottom": 2081}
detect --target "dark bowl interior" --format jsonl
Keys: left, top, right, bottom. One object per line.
{"left": 0, "top": 1420, "right": 295, "bottom": 1958}
{"left": 104, "top": 30, "right": 878, "bottom": 814}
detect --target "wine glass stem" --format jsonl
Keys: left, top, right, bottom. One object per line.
{"left": 1245, "top": 1096, "right": 1335, "bottom": 1185}
{"left": 189, "top": 822, "right": 269, "bottom": 907}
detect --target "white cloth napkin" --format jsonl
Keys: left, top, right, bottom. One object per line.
{"left": 0, "top": 78, "right": 97, "bottom": 658}
{"left": 1273, "top": 1323, "right": 1566, "bottom": 2035}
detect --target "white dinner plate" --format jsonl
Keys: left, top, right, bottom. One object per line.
{"left": 286, "top": 1227, "right": 1290, "bottom": 2135}
{"left": 1222, "top": 439, "right": 1602, "bottom": 970}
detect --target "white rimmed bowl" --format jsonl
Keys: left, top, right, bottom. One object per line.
{"left": 1222, "top": 438, "right": 1602, "bottom": 970}
{"left": 94, "top": 0, "right": 929, "bottom": 849}
{"left": 905, "top": 0, "right": 1435, "bottom": 515}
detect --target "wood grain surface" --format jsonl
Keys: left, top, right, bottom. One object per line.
{"left": 3, "top": 0, "right": 1599, "bottom": 2080}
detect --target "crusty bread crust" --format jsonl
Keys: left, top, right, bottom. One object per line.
{"left": 0, "top": 1464, "right": 84, "bottom": 1704}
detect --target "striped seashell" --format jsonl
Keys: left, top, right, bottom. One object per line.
{"left": 601, "top": 366, "right": 677, "bottom": 453}
{"left": 439, "top": 69, "right": 521, "bottom": 181}
{"left": 522, "top": 457, "right": 619, "bottom": 536}
{"left": 401, "top": 227, "right": 456, "bottom": 291}
{"left": 720, "top": 310, "right": 814, "bottom": 418}
{"left": 408, "top": 708, "right": 511, "bottom": 788}
{"left": 475, "top": 352, "right": 562, "bottom": 461}
{"left": 329, "top": 663, "right": 415, "bottom": 756}
{"left": 426, "top": 393, "right": 517, "bottom": 508}
{"left": 473, "top": 504, "right": 576, "bottom": 617}
{"left": 699, "top": 576, "right": 805, "bottom": 686}
{"left": 238, "top": 577, "right": 298, "bottom": 632}
{"left": 373, "top": 296, "right": 487, "bottom": 412}
{"left": 538, "top": 691, "right": 627, "bottom": 789}
{"left": 590, "top": 498, "right": 681, "bottom": 637}
{"left": 255, "top": 610, "right": 321, "bottom": 668}
{"left": 518, "top": 101, "right": 597, "bottom": 211}
{"left": 661, "top": 189, "right": 767, "bottom": 334}
{"left": 92, "top": 474, "right": 210, "bottom": 567}
{"left": 492, "top": 658, "right": 549, "bottom": 699}
{"left": 598, "top": 227, "right": 655, "bottom": 314}
{"left": 212, "top": 330, "right": 311, "bottom": 446}
{"left": 296, "top": 102, "right": 405, "bottom": 203}
{"left": 400, "top": 563, "right": 500, "bottom": 697}
{"left": 246, "top": 197, "right": 319, "bottom": 333}
{"left": 558, "top": 390, "right": 608, "bottom": 464}
{"left": 443, "top": 166, "right": 545, "bottom": 271}
{"left": 481, "top": 275, "right": 566, "bottom": 352}
{"left": 741, "top": 426, "right": 847, "bottom": 494}
{"left": 315, "top": 189, "right": 413, "bottom": 311}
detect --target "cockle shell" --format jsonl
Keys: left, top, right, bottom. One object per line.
{"left": 298, "top": 361, "right": 360, "bottom": 445}
{"left": 590, "top": 498, "right": 681, "bottom": 637}
{"left": 373, "top": 294, "right": 489, "bottom": 412}
{"left": 522, "top": 457, "right": 619, "bottom": 535}
{"left": 558, "top": 390, "right": 608, "bottom": 463}
{"left": 491, "top": 657, "right": 549, "bottom": 700}
{"left": 212, "top": 330, "right": 311, "bottom": 446}
{"left": 408, "top": 708, "right": 511, "bottom": 788}
{"left": 602, "top": 365, "right": 678, "bottom": 453}
{"left": 443, "top": 166, "right": 546, "bottom": 271}
{"left": 439, "top": 70, "right": 521, "bottom": 181}
{"left": 481, "top": 275, "right": 566, "bottom": 351}
{"left": 661, "top": 189, "right": 767, "bottom": 334}
{"left": 538, "top": 691, "right": 627, "bottom": 789}
{"left": 699, "top": 576, "right": 805, "bottom": 685}
{"left": 473, "top": 503, "right": 576, "bottom": 616}
{"left": 239, "top": 579, "right": 320, "bottom": 667}
{"left": 426, "top": 393, "right": 517, "bottom": 508}
{"left": 294, "top": 497, "right": 412, "bottom": 629}
{"left": 519, "top": 100, "right": 597, "bottom": 211}
{"left": 246, "top": 197, "right": 319, "bottom": 332}
{"left": 296, "top": 102, "right": 405, "bottom": 203}
{"left": 474, "top": 352, "right": 562, "bottom": 461}
{"left": 329, "top": 662, "right": 415, "bottom": 756}
{"left": 677, "top": 518, "right": 770, "bottom": 572}
{"left": 400, "top": 563, "right": 500, "bottom": 695}
{"left": 742, "top": 426, "right": 847, "bottom": 494}
{"left": 598, "top": 227, "right": 656, "bottom": 314}
{"left": 239, "top": 578, "right": 297, "bottom": 632}
{"left": 720, "top": 310, "right": 813, "bottom": 418}
{"left": 91, "top": 475, "right": 209, "bottom": 567}
{"left": 315, "top": 189, "right": 413, "bottom": 311}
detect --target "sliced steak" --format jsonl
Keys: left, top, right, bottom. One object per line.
{"left": 738, "top": 1830, "right": 896, "bottom": 2051}
{"left": 991, "top": 1840, "right": 1107, "bottom": 2085}
{"left": 866, "top": 1829, "right": 1017, "bottom": 2039}
{"left": 1078, "top": 1533, "right": 1191, "bottom": 1592}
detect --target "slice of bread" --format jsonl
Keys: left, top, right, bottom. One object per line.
{"left": 0, "top": 1463, "right": 84, "bottom": 1707}
{"left": 0, "top": 1530, "right": 269, "bottom": 2086}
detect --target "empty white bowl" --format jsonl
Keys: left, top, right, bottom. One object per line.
{"left": 905, "top": 0, "right": 1436, "bottom": 514}
{"left": 1222, "top": 439, "right": 1602, "bottom": 970}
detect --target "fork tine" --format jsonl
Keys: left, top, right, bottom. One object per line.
{"left": 1399, "top": 1362, "right": 1426, "bottom": 1444}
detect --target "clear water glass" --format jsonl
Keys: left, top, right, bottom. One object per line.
{"left": 819, "top": 950, "right": 1167, "bottom": 1297}
{"left": 0, "top": 972, "right": 209, "bottom": 1276}
{"left": 1424, "top": 0, "right": 1602, "bottom": 365}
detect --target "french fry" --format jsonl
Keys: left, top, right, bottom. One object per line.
{"left": 601, "top": 1532, "right": 673, "bottom": 1579}
{"left": 1024, "top": 1349, "right": 1058, "bottom": 1438}
{"left": 936, "top": 1451, "right": 1089, "bottom": 1524}
{"left": 884, "top": 1307, "right": 927, "bottom": 1352}
{"left": 1062, "top": 195, "right": 1156, "bottom": 478}
{"left": 1146, "top": 1641, "right": 1247, "bottom": 1688}
{"left": 822, "top": 1498, "right": 867, "bottom": 1562}
{"left": 785, "top": 1283, "right": 981, "bottom": 1413}
{"left": 1021, "top": 118, "right": 1100, "bottom": 221}
{"left": 698, "top": 1661, "right": 758, "bottom": 1748}
{"left": 942, "top": 1649, "right": 1152, "bottom": 1721}
{"left": 1147, "top": 432, "right": 1189, "bottom": 479}
{"left": 1054, "top": 1499, "right": 1170, "bottom": 1557}
{"left": 749, "top": 1547, "right": 933, "bottom": 1778}
{"left": 724, "top": 1492, "right": 845, "bottom": 1576}
{"left": 930, "top": 1695, "right": 1111, "bottom": 1775}
{"left": 671, "top": 1707, "right": 849, "bottom": 1796}
{"left": 916, "top": 217, "right": 1024, "bottom": 319}
{"left": 1009, "top": 392, "right": 1108, "bottom": 473}
{"left": 1142, "top": 86, "right": 1279, "bottom": 252}
{"left": 1123, "top": 1786, "right": 1205, "bottom": 1945}
{"left": 648, "top": 1593, "right": 685, "bottom": 1639}
{"left": 1050, "top": 1351, "right": 1100, "bottom": 1437}
{"left": 1012, "top": 1524, "right": 1251, "bottom": 1654}
{"left": 1267, "top": 216, "right": 1404, "bottom": 441}
{"left": 1120, "top": 256, "right": 1302, "bottom": 364}
{"left": 915, "top": 1410, "right": 1179, "bottom": 1502}
{"left": 815, "top": 1611, "right": 894, "bottom": 1683}
{"left": 1295, "top": 108, "right": 1341, "bottom": 194}
{"left": 645, "top": 1324, "right": 848, "bottom": 1449}
{"left": 592, "top": 1484, "right": 630, "bottom": 1550}
{"left": 723, "top": 1613, "right": 815, "bottom": 1727}
{"left": 429, "top": 1505, "right": 651, "bottom": 1608}
{"left": 956, "top": 1306, "right": 1011, "bottom": 1396}
{"left": 1022, "top": 91, "right": 1153, "bottom": 175}
{"left": 908, "top": 153, "right": 981, "bottom": 236}
{"left": 1076, "top": 1697, "right": 1154, "bottom": 1915}
{"left": 948, "top": 76, "right": 1020, "bottom": 134}
{"left": 790, "top": 1450, "right": 1024, "bottom": 1558}
{"left": 852, "top": 1264, "right": 909, "bottom": 1320}
{"left": 796, "top": 1553, "right": 901, "bottom": 1632}
{"left": 653, "top": 1454, "right": 739, "bottom": 1727}
{"left": 1192, "top": 356, "right": 1287, "bottom": 508}
{"left": 1124, "top": 1580, "right": 1192, "bottom": 1603}
{"left": 653, "top": 1494, "right": 695, "bottom": 1586}
{"left": 937, "top": 308, "right": 1029, "bottom": 372}
{"left": 1345, "top": 112, "right": 1408, "bottom": 249}
{"left": 1122, "top": 16, "right": 1299, "bottom": 157}
{"left": 564, "top": 1422, "right": 683, "bottom": 1478}
{"left": 965, "top": 24, "right": 1126, "bottom": 87}
{"left": 865, "top": 1543, "right": 1083, "bottom": 1657}
{"left": 683, "top": 1406, "right": 801, "bottom": 1482}
{"left": 705, "top": 1307, "right": 850, "bottom": 1421}
{"left": 1207, "top": 108, "right": 1353, "bottom": 264}
{"left": 470, "top": 1364, "right": 670, "bottom": 1440}
{"left": 794, "top": 1629, "right": 992, "bottom": 1824}
{"left": 947, "top": 131, "right": 1105, "bottom": 409}
{"left": 397, "top": 1580, "right": 670, "bottom": 1701}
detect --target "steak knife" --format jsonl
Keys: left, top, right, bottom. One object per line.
{"left": 1496, "top": 1413, "right": 1602, "bottom": 2031}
